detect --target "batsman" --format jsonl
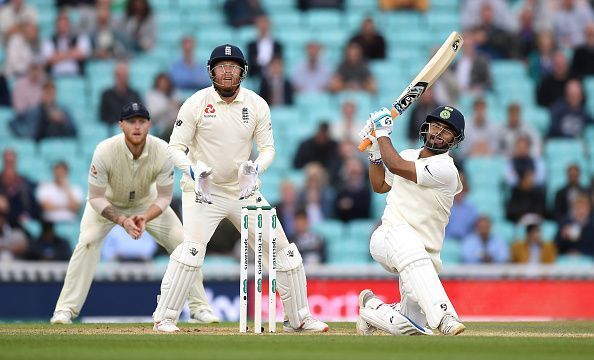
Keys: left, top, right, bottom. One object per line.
{"left": 152, "top": 44, "right": 328, "bottom": 333}
{"left": 357, "top": 105, "right": 467, "bottom": 336}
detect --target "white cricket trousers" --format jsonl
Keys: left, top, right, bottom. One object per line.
{"left": 181, "top": 189, "right": 291, "bottom": 266}
{"left": 53, "top": 202, "right": 212, "bottom": 317}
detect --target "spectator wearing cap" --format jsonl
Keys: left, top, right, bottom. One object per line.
{"left": 511, "top": 223, "right": 557, "bottom": 264}
{"left": 169, "top": 36, "right": 211, "bottom": 91}
{"left": 36, "top": 161, "right": 83, "bottom": 223}
{"left": 99, "top": 62, "right": 142, "bottom": 125}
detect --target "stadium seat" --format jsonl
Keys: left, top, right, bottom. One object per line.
{"left": 441, "top": 239, "right": 461, "bottom": 264}
{"left": 326, "top": 239, "right": 371, "bottom": 264}
{"left": 55, "top": 223, "right": 80, "bottom": 246}
{"left": 466, "top": 190, "right": 504, "bottom": 220}
{"left": 346, "top": 219, "right": 376, "bottom": 241}
{"left": 556, "top": 254, "right": 594, "bottom": 266}
{"left": 491, "top": 60, "right": 528, "bottom": 80}
{"left": 492, "top": 220, "right": 516, "bottom": 244}
{"left": 39, "top": 139, "right": 79, "bottom": 164}
{"left": 305, "top": 10, "right": 343, "bottom": 29}
{"left": 22, "top": 219, "right": 42, "bottom": 239}
{"left": 312, "top": 220, "right": 345, "bottom": 244}
{"left": 465, "top": 156, "right": 505, "bottom": 188}
{"left": 345, "top": 0, "right": 378, "bottom": 12}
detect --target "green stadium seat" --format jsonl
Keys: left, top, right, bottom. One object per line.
{"left": 260, "top": 0, "right": 295, "bottom": 13}
{"left": 346, "top": 219, "right": 376, "bottom": 241}
{"left": 39, "top": 139, "right": 79, "bottom": 163}
{"left": 464, "top": 156, "right": 505, "bottom": 188}
{"left": 306, "top": 10, "right": 343, "bottom": 29}
{"left": 326, "top": 240, "right": 371, "bottom": 264}
{"left": 491, "top": 60, "right": 528, "bottom": 80}
{"left": 466, "top": 190, "right": 504, "bottom": 220}
{"left": 544, "top": 139, "right": 586, "bottom": 171}
{"left": 556, "top": 254, "right": 594, "bottom": 266}
{"left": 441, "top": 239, "right": 461, "bottom": 264}
{"left": 0, "top": 139, "right": 36, "bottom": 159}
{"left": 178, "top": 0, "right": 211, "bottom": 11}
{"left": 371, "top": 192, "right": 387, "bottom": 219}
{"left": 312, "top": 220, "right": 345, "bottom": 244}
{"left": 23, "top": 219, "right": 42, "bottom": 239}
{"left": 204, "top": 255, "right": 239, "bottom": 266}
{"left": 55, "top": 223, "right": 80, "bottom": 246}
{"left": 492, "top": 220, "right": 516, "bottom": 244}
{"left": 427, "top": 13, "right": 460, "bottom": 31}
{"left": 379, "top": 11, "right": 421, "bottom": 29}
{"left": 523, "top": 106, "right": 550, "bottom": 136}
{"left": 346, "top": 0, "right": 378, "bottom": 12}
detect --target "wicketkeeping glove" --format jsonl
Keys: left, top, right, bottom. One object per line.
{"left": 238, "top": 160, "right": 259, "bottom": 200}
{"left": 369, "top": 107, "right": 393, "bottom": 139}
{"left": 190, "top": 160, "right": 213, "bottom": 204}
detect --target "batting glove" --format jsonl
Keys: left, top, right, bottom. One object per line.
{"left": 369, "top": 107, "right": 393, "bottom": 139}
{"left": 190, "top": 160, "right": 213, "bottom": 204}
{"left": 359, "top": 120, "right": 381, "bottom": 163}
{"left": 238, "top": 160, "right": 259, "bottom": 200}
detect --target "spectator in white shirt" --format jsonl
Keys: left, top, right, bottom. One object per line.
{"left": 42, "top": 12, "right": 91, "bottom": 77}
{"left": 0, "top": 0, "right": 37, "bottom": 44}
{"left": 36, "top": 161, "right": 83, "bottom": 223}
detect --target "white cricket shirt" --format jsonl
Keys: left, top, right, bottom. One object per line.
{"left": 168, "top": 86, "right": 274, "bottom": 195}
{"left": 382, "top": 148, "right": 463, "bottom": 254}
{"left": 88, "top": 134, "right": 174, "bottom": 208}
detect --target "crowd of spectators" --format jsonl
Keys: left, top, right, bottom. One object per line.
{"left": 1, "top": 0, "right": 594, "bottom": 265}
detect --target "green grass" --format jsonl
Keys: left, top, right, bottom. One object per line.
{"left": 1, "top": 322, "right": 593, "bottom": 360}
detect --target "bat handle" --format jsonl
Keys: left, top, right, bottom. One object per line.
{"left": 357, "top": 109, "right": 399, "bottom": 152}
{"left": 357, "top": 135, "right": 373, "bottom": 152}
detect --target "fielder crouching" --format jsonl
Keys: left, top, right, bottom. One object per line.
{"left": 152, "top": 44, "right": 329, "bottom": 333}
{"left": 357, "top": 105, "right": 467, "bottom": 336}
{"left": 50, "top": 102, "right": 218, "bottom": 325}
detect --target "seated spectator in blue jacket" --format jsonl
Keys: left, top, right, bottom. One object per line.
{"left": 461, "top": 216, "right": 509, "bottom": 264}
{"left": 168, "top": 36, "right": 210, "bottom": 91}
{"left": 548, "top": 79, "right": 593, "bottom": 138}
{"left": 445, "top": 172, "right": 479, "bottom": 241}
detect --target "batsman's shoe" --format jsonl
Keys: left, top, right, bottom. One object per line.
{"left": 188, "top": 309, "right": 220, "bottom": 324}
{"left": 356, "top": 289, "right": 377, "bottom": 335}
{"left": 439, "top": 315, "right": 466, "bottom": 336}
{"left": 153, "top": 319, "right": 180, "bottom": 333}
{"left": 283, "top": 316, "right": 329, "bottom": 333}
{"left": 358, "top": 289, "right": 432, "bottom": 336}
{"left": 50, "top": 310, "right": 72, "bottom": 324}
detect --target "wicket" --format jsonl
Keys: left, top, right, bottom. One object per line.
{"left": 240, "top": 205, "right": 277, "bottom": 333}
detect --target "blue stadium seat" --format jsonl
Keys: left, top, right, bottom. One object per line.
{"left": 326, "top": 239, "right": 371, "bottom": 264}
{"left": 23, "top": 219, "right": 42, "bottom": 239}
{"left": 346, "top": 0, "right": 378, "bottom": 12}
{"left": 260, "top": 0, "right": 295, "bottom": 13}
{"left": 379, "top": 11, "right": 421, "bottom": 29}
{"left": 523, "top": 106, "right": 550, "bottom": 136}
{"left": 467, "top": 190, "right": 504, "bottom": 220}
{"left": 491, "top": 60, "right": 528, "bottom": 80}
{"left": 544, "top": 139, "right": 586, "bottom": 171}
{"left": 583, "top": 76, "right": 594, "bottom": 115}
{"left": 371, "top": 192, "right": 387, "bottom": 219}
{"left": 55, "top": 77, "right": 87, "bottom": 109}
{"left": 0, "top": 139, "right": 36, "bottom": 159}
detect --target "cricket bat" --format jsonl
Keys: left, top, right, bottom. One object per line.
{"left": 358, "top": 31, "right": 463, "bottom": 151}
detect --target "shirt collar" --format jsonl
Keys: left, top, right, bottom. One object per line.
{"left": 417, "top": 147, "right": 451, "bottom": 160}
{"left": 211, "top": 85, "right": 245, "bottom": 104}
{"left": 120, "top": 134, "right": 150, "bottom": 160}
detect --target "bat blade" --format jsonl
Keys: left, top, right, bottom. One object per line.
{"left": 359, "top": 31, "right": 463, "bottom": 152}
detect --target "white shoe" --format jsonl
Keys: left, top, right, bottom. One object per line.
{"left": 357, "top": 289, "right": 377, "bottom": 335}
{"left": 439, "top": 315, "right": 466, "bottom": 336}
{"left": 283, "top": 316, "right": 329, "bottom": 333}
{"left": 188, "top": 309, "right": 220, "bottom": 324}
{"left": 153, "top": 319, "right": 180, "bottom": 333}
{"left": 50, "top": 310, "right": 72, "bottom": 324}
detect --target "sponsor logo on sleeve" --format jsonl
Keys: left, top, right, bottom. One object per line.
{"left": 90, "top": 164, "right": 98, "bottom": 178}
{"left": 175, "top": 119, "right": 183, "bottom": 126}
{"left": 242, "top": 107, "right": 249, "bottom": 123}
